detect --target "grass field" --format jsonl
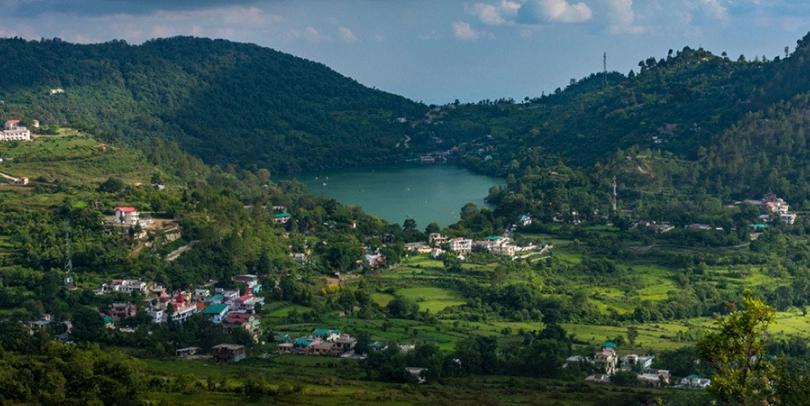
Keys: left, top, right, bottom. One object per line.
{"left": 396, "top": 286, "right": 466, "bottom": 313}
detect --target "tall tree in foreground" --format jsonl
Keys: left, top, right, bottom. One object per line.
{"left": 697, "top": 290, "right": 776, "bottom": 405}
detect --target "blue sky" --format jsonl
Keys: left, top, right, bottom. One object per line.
{"left": 1, "top": 0, "right": 808, "bottom": 104}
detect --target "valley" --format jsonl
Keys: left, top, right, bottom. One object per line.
{"left": 1, "top": 32, "right": 810, "bottom": 406}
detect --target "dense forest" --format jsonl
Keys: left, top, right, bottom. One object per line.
{"left": 0, "top": 36, "right": 426, "bottom": 172}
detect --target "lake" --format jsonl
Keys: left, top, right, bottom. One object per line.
{"left": 289, "top": 164, "right": 504, "bottom": 228}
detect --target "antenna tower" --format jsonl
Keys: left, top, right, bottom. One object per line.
{"left": 612, "top": 176, "right": 617, "bottom": 211}
{"left": 64, "top": 219, "right": 72, "bottom": 273}
{"left": 603, "top": 52, "right": 608, "bottom": 89}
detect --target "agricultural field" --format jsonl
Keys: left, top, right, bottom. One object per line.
{"left": 0, "top": 131, "right": 161, "bottom": 186}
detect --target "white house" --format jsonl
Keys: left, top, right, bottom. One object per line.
{"left": 680, "top": 374, "right": 711, "bottom": 389}
{"left": 620, "top": 354, "right": 655, "bottom": 370}
{"left": 449, "top": 238, "right": 473, "bottom": 254}
{"left": 101, "top": 279, "right": 147, "bottom": 294}
{"left": 781, "top": 213, "right": 797, "bottom": 225}
{"left": 114, "top": 207, "right": 139, "bottom": 225}
{"left": 1, "top": 120, "right": 31, "bottom": 142}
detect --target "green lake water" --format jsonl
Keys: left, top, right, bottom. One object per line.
{"left": 290, "top": 164, "right": 504, "bottom": 228}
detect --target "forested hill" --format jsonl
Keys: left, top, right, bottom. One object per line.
{"left": 0, "top": 36, "right": 426, "bottom": 172}
{"left": 438, "top": 32, "right": 810, "bottom": 174}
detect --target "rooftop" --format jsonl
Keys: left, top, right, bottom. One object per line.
{"left": 203, "top": 303, "right": 229, "bottom": 314}
{"left": 114, "top": 207, "right": 138, "bottom": 213}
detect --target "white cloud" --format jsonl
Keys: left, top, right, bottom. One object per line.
{"left": 151, "top": 25, "right": 176, "bottom": 38}
{"left": 537, "top": 0, "right": 592, "bottom": 23}
{"left": 338, "top": 26, "right": 357, "bottom": 42}
{"left": 374, "top": 33, "right": 384, "bottom": 42}
{"left": 453, "top": 21, "right": 481, "bottom": 40}
{"left": 600, "top": 0, "right": 644, "bottom": 34}
{"left": 283, "top": 26, "right": 328, "bottom": 42}
{"left": 465, "top": 1, "right": 521, "bottom": 26}
{"left": 700, "top": 0, "right": 728, "bottom": 19}
{"left": 682, "top": 0, "right": 728, "bottom": 20}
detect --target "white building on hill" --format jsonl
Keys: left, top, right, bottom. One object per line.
{"left": 1, "top": 120, "right": 31, "bottom": 142}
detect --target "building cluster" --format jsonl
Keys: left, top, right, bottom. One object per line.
{"left": 276, "top": 328, "right": 357, "bottom": 356}
{"left": 417, "top": 232, "right": 546, "bottom": 260}
{"left": 575, "top": 342, "right": 707, "bottom": 389}
{"left": 94, "top": 274, "right": 265, "bottom": 341}
{"left": 759, "top": 193, "right": 797, "bottom": 225}
{"left": 1, "top": 119, "right": 34, "bottom": 142}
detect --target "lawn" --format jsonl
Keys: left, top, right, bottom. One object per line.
{"left": 396, "top": 286, "right": 466, "bottom": 313}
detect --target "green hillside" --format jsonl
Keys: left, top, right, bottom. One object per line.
{"left": 436, "top": 34, "right": 810, "bottom": 175}
{"left": 0, "top": 36, "right": 426, "bottom": 172}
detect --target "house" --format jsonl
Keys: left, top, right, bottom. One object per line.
{"left": 103, "top": 316, "right": 115, "bottom": 328}
{"left": 448, "top": 238, "right": 473, "bottom": 254}
{"left": 405, "top": 367, "right": 428, "bottom": 383}
{"left": 233, "top": 274, "right": 259, "bottom": 289}
{"left": 564, "top": 355, "right": 592, "bottom": 368}
{"left": 430, "top": 248, "right": 444, "bottom": 259}
{"left": 27, "top": 314, "right": 53, "bottom": 331}
{"left": 365, "top": 254, "right": 386, "bottom": 267}
{"left": 311, "top": 342, "right": 336, "bottom": 356}
{"left": 193, "top": 289, "right": 211, "bottom": 300}
{"left": 274, "top": 212, "right": 291, "bottom": 224}
{"left": 680, "top": 374, "right": 711, "bottom": 389}
{"left": 211, "top": 344, "right": 246, "bottom": 363}
{"left": 222, "top": 313, "right": 262, "bottom": 341}
{"left": 175, "top": 346, "right": 201, "bottom": 357}
{"left": 781, "top": 213, "right": 797, "bottom": 225}
{"left": 762, "top": 193, "right": 789, "bottom": 214}
{"left": 170, "top": 301, "right": 199, "bottom": 323}
{"left": 12, "top": 177, "right": 28, "bottom": 185}
{"left": 428, "top": 233, "right": 447, "bottom": 247}
{"left": 145, "top": 307, "right": 164, "bottom": 323}
{"left": 293, "top": 338, "right": 315, "bottom": 353}
{"left": 333, "top": 334, "right": 357, "bottom": 353}
{"left": 312, "top": 329, "right": 341, "bottom": 341}
{"left": 620, "top": 354, "right": 655, "bottom": 371}
{"left": 370, "top": 341, "right": 388, "bottom": 352}
{"left": 114, "top": 207, "right": 139, "bottom": 225}
{"left": 229, "top": 293, "right": 264, "bottom": 313}
{"left": 1, "top": 120, "right": 31, "bottom": 142}
{"left": 585, "top": 374, "right": 611, "bottom": 384}
{"left": 277, "top": 342, "right": 295, "bottom": 354}
{"left": 595, "top": 342, "right": 617, "bottom": 375}
{"left": 203, "top": 303, "right": 230, "bottom": 322}
{"left": 404, "top": 242, "right": 431, "bottom": 254}
{"left": 107, "top": 302, "right": 137, "bottom": 321}
{"left": 215, "top": 289, "right": 240, "bottom": 304}
{"left": 520, "top": 214, "right": 532, "bottom": 226}
{"left": 637, "top": 370, "right": 670, "bottom": 387}
{"left": 491, "top": 243, "right": 516, "bottom": 257}
{"left": 100, "top": 279, "right": 147, "bottom": 294}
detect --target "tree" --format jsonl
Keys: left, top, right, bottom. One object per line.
{"left": 697, "top": 290, "right": 776, "bottom": 405}
{"left": 425, "top": 222, "right": 441, "bottom": 234}
{"left": 387, "top": 297, "right": 419, "bottom": 319}
{"left": 403, "top": 218, "right": 417, "bottom": 231}
{"left": 97, "top": 177, "right": 125, "bottom": 193}
{"left": 627, "top": 326, "right": 638, "bottom": 347}
{"left": 71, "top": 307, "right": 104, "bottom": 342}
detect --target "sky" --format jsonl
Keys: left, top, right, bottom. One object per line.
{"left": 1, "top": 0, "right": 808, "bottom": 104}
